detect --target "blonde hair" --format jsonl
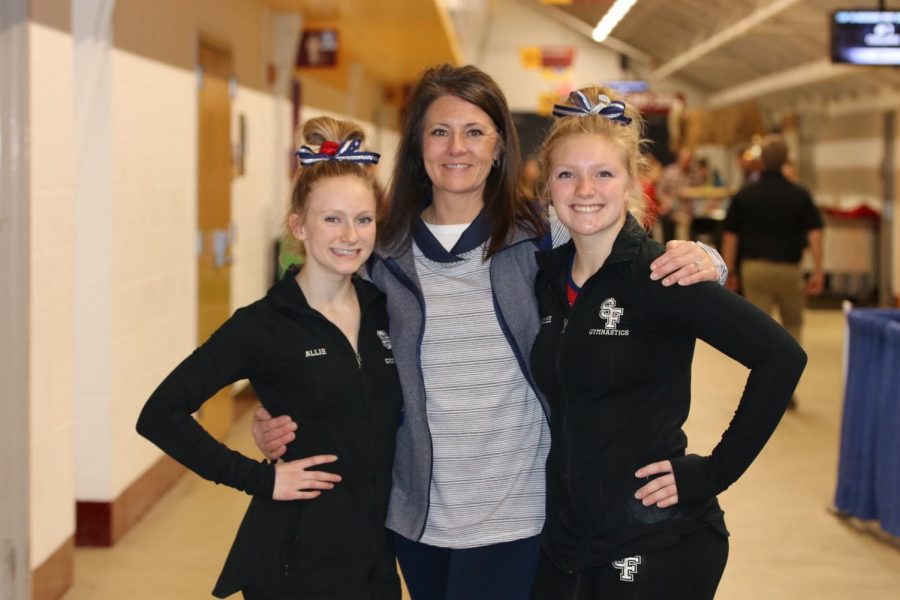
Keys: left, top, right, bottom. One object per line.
{"left": 536, "top": 85, "right": 650, "bottom": 225}
{"left": 281, "top": 116, "right": 380, "bottom": 264}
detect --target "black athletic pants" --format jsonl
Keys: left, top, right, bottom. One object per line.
{"left": 531, "top": 526, "right": 729, "bottom": 600}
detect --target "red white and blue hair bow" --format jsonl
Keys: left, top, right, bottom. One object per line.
{"left": 296, "top": 138, "right": 381, "bottom": 166}
{"left": 551, "top": 91, "right": 632, "bottom": 126}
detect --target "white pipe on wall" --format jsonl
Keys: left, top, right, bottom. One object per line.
{"left": 0, "top": 0, "right": 31, "bottom": 596}
{"left": 73, "top": 0, "right": 116, "bottom": 500}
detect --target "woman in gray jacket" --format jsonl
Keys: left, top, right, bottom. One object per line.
{"left": 252, "top": 64, "right": 724, "bottom": 600}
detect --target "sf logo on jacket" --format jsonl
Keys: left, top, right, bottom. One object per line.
{"left": 589, "top": 298, "right": 629, "bottom": 336}
{"left": 612, "top": 555, "right": 641, "bottom": 582}
{"left": 600, "top": 298, "right": 623, "bottom": 328}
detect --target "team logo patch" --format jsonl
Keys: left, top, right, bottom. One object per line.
{"left": 612, "top": 555, "right": 641, "bottom": 582}
{"left": 376, "top": 330, "right": 392, "bottom": 350}
{"left": 600, "top": 298, "right": 623, "bottom": 328}
{"left": 589, "top": 298, "right": 629, "bottom": 336}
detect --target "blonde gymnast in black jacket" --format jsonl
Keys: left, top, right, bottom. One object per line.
{"left": 528, "top": 88, "right": 807, "bottom": 600}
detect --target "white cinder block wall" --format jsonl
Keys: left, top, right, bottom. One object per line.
{"left": 106, "top": 49, "right": 199, "bottom": 498}
{"left": 105, "top": 72, "right": 393, "bottom": 501}
{"left": 105, "top": 53, "right": 300, "bottom": 498}
{"left": 72, "top": 11, "right": 396, "bottom": 511}
{"left": 27, "top": 0, "right": 305, "bottom": 571}
{"left": 231, "top": 88, "right": 293, "bottom": 309}
{"left": 29, "top": 21, "right": 77, "bottom": 570}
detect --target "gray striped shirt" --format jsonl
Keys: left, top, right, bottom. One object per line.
{"left": 414, "top": 241, "right": 551, "bottom": 548}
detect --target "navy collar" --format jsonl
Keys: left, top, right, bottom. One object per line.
{"left": 412, "top": 208, "right": 491, "bottom": 263}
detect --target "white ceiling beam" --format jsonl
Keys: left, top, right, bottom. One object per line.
{"left": 650, "top": 0, "right": 805, "bottom": 81}
{"left": 707, "top": 58, "right": 858, "bottom": 108}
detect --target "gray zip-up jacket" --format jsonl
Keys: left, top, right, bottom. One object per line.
{"left": 369, "top": 219, "right": 552, "bottom": 541}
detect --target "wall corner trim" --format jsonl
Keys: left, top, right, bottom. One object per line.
{"left": 76, "top": 455, "right": 186, "bottom": 547}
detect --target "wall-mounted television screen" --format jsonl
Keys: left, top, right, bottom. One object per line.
{"left": 831, "top": 10, "right": 900, "bottom": 66}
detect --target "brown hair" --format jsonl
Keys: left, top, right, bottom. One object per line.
{"left": 536, "top": 85, "right": 650, "bottom": 224}
{"left": 379, "top": 64, "right": 545, "bottom": 257}
{"left": 281, "top": 116, "right": 381, "bottom": 261}
{"left": 760, "top": 134, "right": 788, "bottom": 171}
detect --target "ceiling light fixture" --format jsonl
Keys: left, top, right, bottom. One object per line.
{"left": 592, "top": 0, "right": 638, "bottom": 43}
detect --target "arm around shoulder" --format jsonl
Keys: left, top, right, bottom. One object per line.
{"left": 648, "top": 239, "right": 727, "bottom": 287}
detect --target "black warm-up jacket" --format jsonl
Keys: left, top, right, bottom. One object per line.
{"left": 136, "top": 270, "right": 403, "bottom": 599}
{"left": 530, "top": 216, "right": 807, "bottom": 573}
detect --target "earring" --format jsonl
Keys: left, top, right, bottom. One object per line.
{"left": 492, "top": 157, "right": 501, "bottom": 168}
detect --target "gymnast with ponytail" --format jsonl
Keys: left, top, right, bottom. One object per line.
{"left": 528, "top": 87, "right": 807, "bottom": 600}
{"left": 137, "top": 116, "right": 403, "bottom": 600}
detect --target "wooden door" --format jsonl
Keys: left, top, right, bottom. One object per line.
{"left": 196, "top": 42, "right": 233, "bottom": 439}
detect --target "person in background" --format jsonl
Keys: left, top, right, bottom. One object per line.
{"left": 137, "top": 117, "right": 403, "bottom": 600}
{"left": 529, "top": 86, "right": 806, "bottom": 600}
{"left": 735, "top": 143, "right": 761, "bottom": 188}
{"left": 695, "top": 157, "right": 710, "bottom": 186}
{"left": 251, "top": 64, "right": 726, "bottom": 600}
{"left": 639, "top": 153, "right": 662, "bottom": 233}
{"left": 695, "top": 157, "right": 724, "bottom": 187}
{"left": 725, "top": 142, "right": 763, "bottom": 288}
{"left": 721, "top": 134, "right": 824, "bottom": 409}
{"left": 656, "top": 146, "right": 700, "bottom": 242}
{"left": 781, "top": 159, "right": 800, "bottom": 184}
{"left": 520, "top": 156, "right": 542, "bottom": 203}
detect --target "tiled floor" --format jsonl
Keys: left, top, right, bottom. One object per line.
{"left": 62, "top": 309, "right": 900, "bottom": 599}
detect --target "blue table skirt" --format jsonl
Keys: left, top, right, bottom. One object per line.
{"left": 834, "top": 309, "right": 900, "bottom": 536}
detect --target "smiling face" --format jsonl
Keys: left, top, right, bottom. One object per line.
{"left": 289, "top": 175, "right": 377, "bottom": 279}
{"left": 421, "top": 94, "right": 501, "bottom": 206}
{"left": 548, "top": 133, "right": 633, "bottom": 244}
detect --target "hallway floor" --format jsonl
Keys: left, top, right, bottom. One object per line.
{"left": 61, "top": 309, "right": 900, "bottom": 599}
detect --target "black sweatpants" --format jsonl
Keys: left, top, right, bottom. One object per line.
{"left": 531, "top": 526, "right": 729, "bottom": 600}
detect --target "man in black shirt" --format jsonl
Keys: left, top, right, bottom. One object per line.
{"left": 722, "top": 134, "right": 823, "bottom": 365}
